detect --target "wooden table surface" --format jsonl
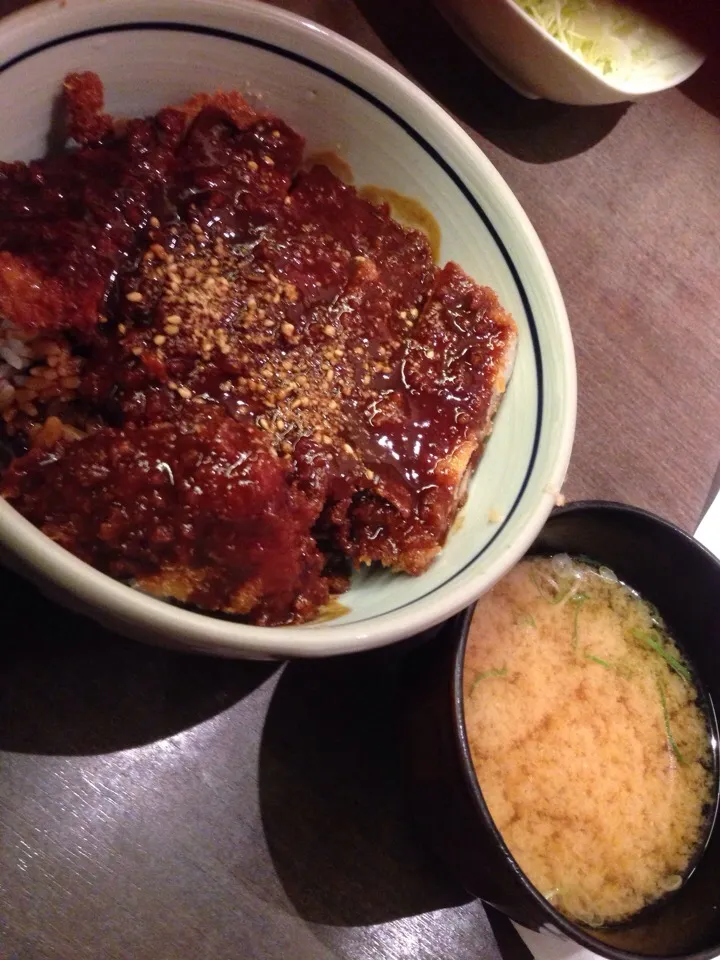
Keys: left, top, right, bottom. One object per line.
{"left": 1, "top": 1, "right": 720, "bottom": 958}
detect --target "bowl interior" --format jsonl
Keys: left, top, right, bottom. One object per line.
{"left": 505, "top": 0, "right": 705, "bottom": 96}
{"left": 456, "top": 502, "right": 720, "bottom": 957}
{"left": 0, "top": 0, "right": 574, "bottom": 654}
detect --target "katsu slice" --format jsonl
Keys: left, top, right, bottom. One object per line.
{"left": 85, "top": 163, "right": 437, "bottom": 448}
{"left": 173, "top": 93, "right": 305, "bottom": 234}
{"left": 1, "top": 411, "right": 330, "bottom": 625}
{"left": 0, "top": 72, "right": 187, "bottom": 335}
{"left": 169, "top": 94, "right": 305, "bottom": 241}
{"left": 339, "top": 261, "right": 518, "bottom": 575}
{"left": 268, "top": 164, "right": 436, "bottom": 339}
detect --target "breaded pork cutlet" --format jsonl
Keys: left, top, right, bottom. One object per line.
{"left": 2, "top": 411, "right": 329, "bottom": 625}
{"left": 0, "top": 73, "right": 186, "bottom": 335}
{"left": 1, "top": 73, "right": 517, "bottom": 624}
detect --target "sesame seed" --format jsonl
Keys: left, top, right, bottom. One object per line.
{"left": 118, "top": 323, "right": 127, "bottom": 334}
{"left": 191, "top": 223, "right": 203, "bottom": 235}
{"left": 247, "top": 160, "right": 259, "bottom": 171}
{"left": 150, "top": 216, "right": 161, "bottom": 229}
{"left": 281, "top": 322, "right": 295, "bottom": 339}
{"left": 126, "top": 291, "right": 144, "bottom": 303}
{"left": 153, "top": 335, "right": 166, "bottom": 346}
{"left": 177, "top": 386, "right": 192, "bottom": 400}
{"left": 323, "top": 324, "right": 336, "bottom": 338}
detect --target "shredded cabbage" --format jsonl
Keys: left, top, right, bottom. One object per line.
{"left": 515, "top": 0, "right": 686, "bottom": 85}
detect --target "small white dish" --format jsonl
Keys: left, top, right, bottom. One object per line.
{"left": 0, "top": 0, "right": 575, "bottom": 658}
{"left": 435, "top": 0, "right": 704, "bottom": 105}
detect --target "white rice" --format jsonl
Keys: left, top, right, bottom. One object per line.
{"left": 0, "top": 320, "right": 36, "bottom": 412}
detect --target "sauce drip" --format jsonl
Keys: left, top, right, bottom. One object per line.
{"left": 359, "top": 184, "right": 441, "bottom": 263}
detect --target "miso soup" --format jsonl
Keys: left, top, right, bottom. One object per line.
{"left": 463, "top": 555, "right": 717, "bottom": 928}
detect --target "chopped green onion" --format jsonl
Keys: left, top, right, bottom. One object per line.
{"left": 658, "top": 680, "right": 685, "bottom": 764}
{"left": 631, "top": 627, "right": 691, "bottom": 683}
{"left": 470, "top": 667, "right": 508, "bottom": 693}
{"left": 585, "top": 653, "right": 612, "bottom": 669}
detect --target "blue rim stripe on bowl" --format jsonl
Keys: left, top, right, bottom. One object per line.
{"left": 0, "top": 21, "right": 544, "bottom": 623}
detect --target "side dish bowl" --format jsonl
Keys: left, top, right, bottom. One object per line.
{"left": 404, "top": 501, "right": 720, "bottom": 958}
{"left": 0, "top": 0, "right": 574, "bottom": 658}
{"left": 434, "top": 0, "right": 704, "bottom": 105}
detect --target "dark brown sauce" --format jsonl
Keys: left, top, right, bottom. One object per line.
{"left": 302, "top": 155, "right": 441, "bottom": 262}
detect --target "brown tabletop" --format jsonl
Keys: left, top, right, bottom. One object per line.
{"left": 1, "top": 1, "right": 720, "bottom": 958}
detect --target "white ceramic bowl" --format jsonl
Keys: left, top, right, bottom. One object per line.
{"left": 435, "top": 0, "right": 704, "bottom": 105}
{"left": 0, "top": 0, "right": 575, "bottom": 658}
